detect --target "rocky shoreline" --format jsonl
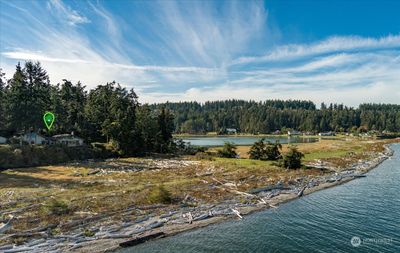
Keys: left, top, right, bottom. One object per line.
{"left": 0, "top": 145, "right": 394, "bottom": 253}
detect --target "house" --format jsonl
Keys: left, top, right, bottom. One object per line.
{"left": 319, "top": 131, "right": 336, "bottom": 136}
{"left": 21, "top": 132, "right": 47, "bottom": 145}
{"left": 273, "top": 130, "right": 281, "bottom": 135}
{"left": 288, "top": 130, "right": 301, "bottom": 136}
{"left": 0, "top": 136, "right": 7, "bottom": 144}
{"left": 226, "top": 128, "right": 237, "bottom": 135}
{"left": 53, "top": 133, "right": 84, "bottom": 147}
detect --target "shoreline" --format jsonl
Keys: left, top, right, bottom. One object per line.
{"left": 0, "top": 143, "right": 395, "bottom": 253}
{"left": 87, "top": 145, "right": 395, "bottom": 253}
{"left": 174, "top": 133, "right": 341, "bottom": 139}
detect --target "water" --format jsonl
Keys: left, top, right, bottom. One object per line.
{"left": 119, "top": 143, "right": 400, "bottom": 253}
{"left": 180, "top": 136, "right": 318, "bottom": 146}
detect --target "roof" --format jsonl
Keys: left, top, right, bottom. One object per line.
{"left": 53, "top": 134, "right": 83, "bottom": 140}
{"left": 23, "top": 132, "right": 45, "bottom": 138}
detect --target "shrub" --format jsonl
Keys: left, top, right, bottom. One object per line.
{"left": 174, "top": 139, "right": 208, "bottom": 155}
{"left": 194, "top": 151, "right": 215, "bottom": 161}
{"left": 148, "top": 185, "right": 172, "bottom": 204}
{"left": 248, "top": 139, "right": 266, "bottom": 160}
{"left": 265, "top": 141, "right": 282, "bottom": 160}
{"left": 217, "top": 142, "right": 238, "bottom": 158}
{"left": 248, "top": 139, "right": 282, "bottom": 160}
{"left": 84, "top": 229, "right": 95, "bottom": 237}
{"left": 279, "top": 146, "right": 304, "bottom": 169}
{"left": 44, "top": 199, "right": 71, "bottom": 216}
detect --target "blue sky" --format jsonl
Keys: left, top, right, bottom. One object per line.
{"left": 0, "top": 0, "right": 399, "bottom": 106}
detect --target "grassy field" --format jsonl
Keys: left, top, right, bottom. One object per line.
{"left": 0, "top": 137, "right": 394, "bottom": 245}
{"left": 214, "top": 138, "right": 386, "bottom": 167}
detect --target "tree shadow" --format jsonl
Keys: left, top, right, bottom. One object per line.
{"left": 0, "top": 167, "right": 82, "bottom": 189}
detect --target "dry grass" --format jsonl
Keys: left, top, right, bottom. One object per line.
{"left": 0, "top": 137, "right": 393, "bottom": 237}
{"left": 225, "top": 138, "right": 390, "bottom": 168}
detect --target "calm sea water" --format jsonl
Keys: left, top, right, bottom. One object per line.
{"left": 119, "top": 143, "right": 400, "bottom": 253}
{"left": 180, "top": 136, "right": 317, "bottom": 146}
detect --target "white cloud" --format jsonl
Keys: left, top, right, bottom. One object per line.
{"left": 1, "top": 1, "right": 399, "bottom": 107}
{"left": 141, "top": 47, "right": 400, "bottom": 106}
{"left": 48, "top": 0, "right": 90, "bottom": 26}
{"left": 141, "top": 81, "right": 400, "bottom": 107}
{"left": 232, "top": 34, "right": 400, "bottom": 65}
{"left": 156, "top": 0, "right": 267, "bottom": 66}
{"left": 2, "top": 51, "right": 90, "bottom": 64}
{"left": 1, "top": 50, "right": 220, "bottom": 73}
{"left": 1, "top": 49, "right": 225, "bottom": 90}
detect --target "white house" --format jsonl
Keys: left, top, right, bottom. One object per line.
{"left": 319, "top": 131, "right": 335, "bottom": 136}
{"left": 0, "top": 136, "right": 7, "bottom": 144}
{"left": 21, "top": 132, "right": 47, "bottom": 145}
{"left": 273, "top": 130, "right": 281, "bottom": 135}
{"left": 288, "top": 130, "right": 301, "bottom": 136}
{"left": 53, "top": 134, "right": 84, "bottom": 147}
{"left": 226, "top": 128, "right": 237, "bottom": 134}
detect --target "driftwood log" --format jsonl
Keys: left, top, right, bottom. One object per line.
{"left": 119, "top": 232, "right": 165, "bottom": 247}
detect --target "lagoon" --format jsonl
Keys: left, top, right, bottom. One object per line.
{"left": 180, "top": 136, "right": 318, "bottom": 146}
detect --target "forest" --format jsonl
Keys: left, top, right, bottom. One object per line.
{"left": 151, "top": 100, "right": 400, "bottom": 134}
{"left": 0, "top": 62, "right": 174, "bottom": 156}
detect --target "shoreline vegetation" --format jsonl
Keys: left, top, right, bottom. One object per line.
{"left": 0, "top": 138, "right": 398, "bottom": 252}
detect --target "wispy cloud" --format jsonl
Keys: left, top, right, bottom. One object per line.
{"left": 2, "top": 51, "right": 90, "bottom": 64}
{"left": 2, "top": 50, "right": 218, "bottom": 73}
{"left": 142, "top": 79, "right": 400, "bottom": 107}
{"left": 47, "top": 0, "right": 90, "bottom": 25}
{"left": 232, "top": 35, "right": 400, "bottom": 65}
{"left": 0, "top": 0, "right": 399, "bottom": 107}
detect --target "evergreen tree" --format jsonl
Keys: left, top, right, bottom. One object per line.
{"left": 265, "top": 141, "right": 282, "bottom": 160}
{"left": 24, "top": 61, "right": 51, "bottom": 130}
{"left": 248, "top": 138, "right": 282, "bottom": 160}
{"left": 7, "top": 63, "right": 29, "bottom": 133}
{"left": 248, "top": 138, "right": 266, "bottom": 160}
{"left": 85, "top": 82, "right": 138, "bottom": 154}
{"left": 280, "top": 146, "right": 304, "bottom": 169}
{"left": 58, "top": 80, "right": 87, "bottom": 134}
{"left": 135, "top": 105, "right": 159, "bottom": 152}
{"left": 0, "top": 69, "right": 6, "bottom": 131}
{"left": 217, "top": 142, "right": 238, "bottom": 158}
{"left": 156, "top": 107, "right": 174, "bottom": 152}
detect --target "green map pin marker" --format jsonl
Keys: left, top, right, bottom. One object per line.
{"left": 43, "top": 112, "right": 55, "bottom": 130}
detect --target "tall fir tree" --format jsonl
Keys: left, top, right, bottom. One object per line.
{"left": 7, "top": 63, "right": 29, "bottom": 133}
{"left": 0, "top": 69, "right": 6, "bottom": 132}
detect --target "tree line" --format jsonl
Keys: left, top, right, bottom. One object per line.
{"left": 0, "top": 62, "right": 174, "bottom": 155}
{"left": 151, "top": 100, "right": 400, "bottom": 134}
{"left": 1, "top": 60, "right": 399, "bottom": 155}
